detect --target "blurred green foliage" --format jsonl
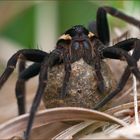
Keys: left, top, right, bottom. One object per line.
{"left": 58, "top": 1, "right": 98, "bottom": 33}
{"left": 0, "top": 5, "right": 35, "bottom": 48}
{"left": 0, "top": 1, "right": 139, "bottom": 49}
{"left": 133, "top": 0, "right": 140, "bottom": 8}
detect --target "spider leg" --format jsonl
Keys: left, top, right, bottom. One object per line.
{"left": 96, "top": 7, "right": 110, "bottom": 45}
{"left": 100, "top": 38, "right": 139, "bottom": 60}
{"left": 16, "top": 58, "right": 26, "bottom": 115}
{"left": 105, "top": 46, "right": 140, "bottom": 79}
{"left": 94, "top": 46, "right": 105, "bottom": 93}
{"left": 94, "top": 66, "right": 131, "bottom": 110}
{"left": 88, "top": 7, "right": 110, "bottom": 45}
{"left": 60, "top": 59, "right": 71, "bottom": 98}
{"left": 90, "top": 38, "right": 107, "bottom": 93}
{"left": 114, "top": 38, "right": 139, "bottom": 52}
{"left": 101, "top": 6, "right": 140, "bottom": 28}
{"left": 93, "top": 6, "right": 140, "bottom": 46}
{"left": 94, "top": 40, "right": 140, "bottom": 110}
{"left": 94, "top": 61, "right": 105, "bottom": 93}
{"left": 16, "top": 63, "right": 41, "bottom": 115}
{"left": 89, "top": 8, "right": 114, "bottom": 93}
{"left": 24, "top": 49, "right": 62, "bottom": 140}
{"left": 18, "top": 58, "right": 26, "bottom": 75}
{"left": 0, "top": 49, "right": 47, "bottom": 89}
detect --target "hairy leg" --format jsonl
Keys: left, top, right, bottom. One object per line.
{"left": 60, "top": 59, "right": 71, "bottom": 98}
{"left": 94, "top": 39, "right": 140, "bottom": 109}
{"left": 16, "top": 63, "right": 41, "bottom": 115}
{"left": 24, "top": 50, "right": 62, "bottom": 140}
{"left": 96, "top": 6, "right": 140, "bottom": 45}
{"left": 16, "top": 58, "right": 26, "bottom": 115}
{"left": 0, "top": 49, "right": 47, "bottom": 89}
{"left": 96, "top": 7, "right": 110, "bottom": 45}
{"left": 101, "top": 6, "right": 140, "bottom": 28}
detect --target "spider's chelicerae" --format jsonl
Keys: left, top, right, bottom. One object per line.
{"left": 0, "top": 6, "right": 140, "bottom": 140}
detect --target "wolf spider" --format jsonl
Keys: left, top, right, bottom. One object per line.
{"left": 0, "top": 6, "right": 140, "bottom": 140}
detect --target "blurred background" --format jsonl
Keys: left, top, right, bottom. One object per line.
{"left": 0, "top": 0, "right": 140, "bottom": 65}
{"left": 0, "top": 0, "right": 140, "bottom": 123}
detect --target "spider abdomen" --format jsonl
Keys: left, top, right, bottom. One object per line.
{"left": 43, "top": 59, "right": 116, "bottom": 110}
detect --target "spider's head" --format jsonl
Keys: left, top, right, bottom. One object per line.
{"left": 59, "top": 25, "right": 94, "bottom": 41}
{"left": 57, "top": 25, "right": 95, "bottom": 51}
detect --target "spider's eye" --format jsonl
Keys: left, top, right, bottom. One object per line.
{"left": 73, "top": 42, "right": 80, "bottom": 50}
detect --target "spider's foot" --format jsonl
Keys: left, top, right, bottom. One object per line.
{"left": 97, "top": 81, "right": 106, "bottom": 93}
{"left": 93, "top": 96, "right": 106, "bottom": 110}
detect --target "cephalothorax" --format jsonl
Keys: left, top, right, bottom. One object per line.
{"left": 0, "top": 6, "right": 140, "bottom": 140}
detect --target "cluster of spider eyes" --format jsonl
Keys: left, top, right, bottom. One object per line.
{"left": 73, "top": 41, "right": 90, "bottom": 50}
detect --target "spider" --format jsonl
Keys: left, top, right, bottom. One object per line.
{"left": 0, "top": 6, "right": 140, "bottom": 140}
